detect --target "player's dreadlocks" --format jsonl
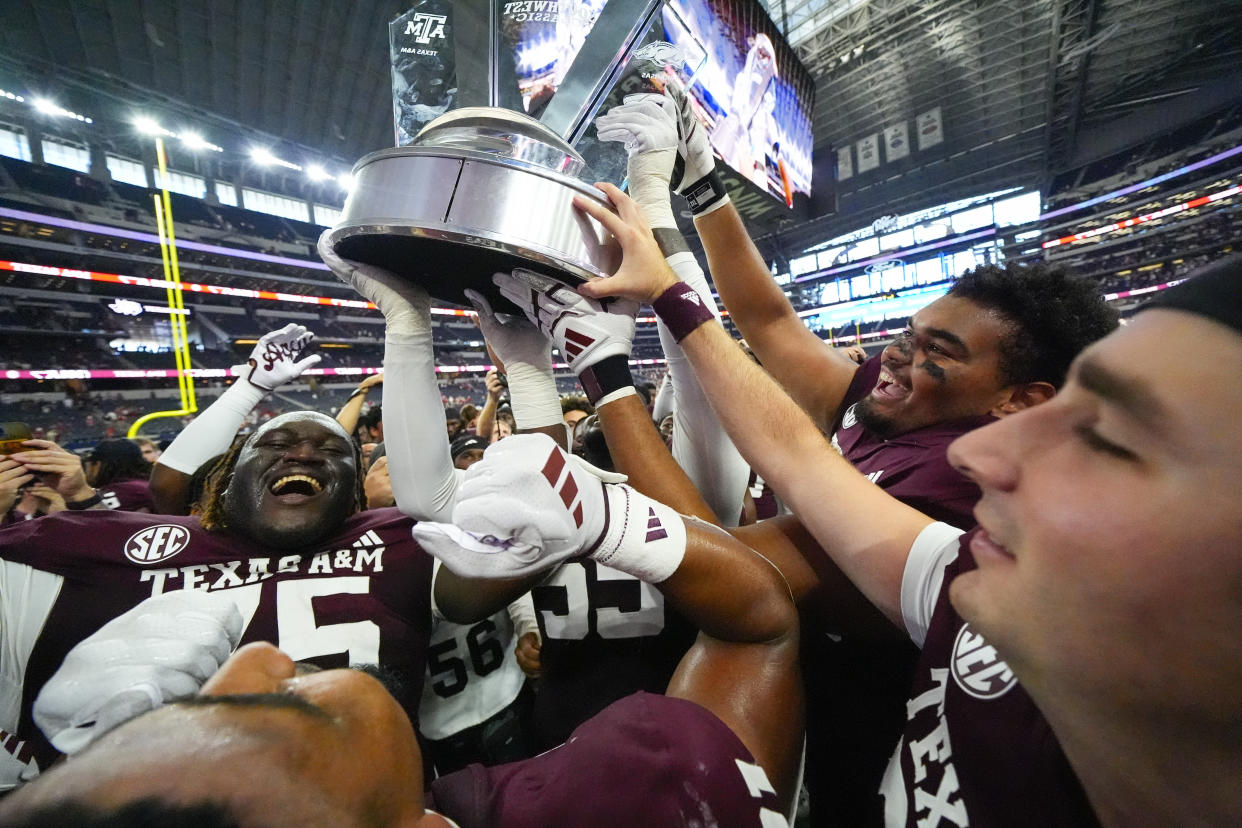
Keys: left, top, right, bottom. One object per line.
{"left": 197, "top": 431, "right": 366, "bottom": 532}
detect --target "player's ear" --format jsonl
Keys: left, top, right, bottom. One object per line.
{"left": 991, "top": 381, "right": 1056, "bottom": 417}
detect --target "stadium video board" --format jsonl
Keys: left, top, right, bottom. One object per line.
{"left": 661, "top": 0, "right": 815, "bottom": 205}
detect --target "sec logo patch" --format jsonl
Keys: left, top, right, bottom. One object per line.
{"left": 841, "top": 403, "right": 858, "bottom": 430}
{"left": 125, "top": 524, "right": 191, "bottom": 565}
{"left": 950, "top": 623, "right": 1017, "bottom": 700}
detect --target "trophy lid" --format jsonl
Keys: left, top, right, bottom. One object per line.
{"left": 410, "top": 107, "right": 589, "bottom": 180}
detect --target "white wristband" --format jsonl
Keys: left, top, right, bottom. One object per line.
{"left": 594, "top": 385, "right": 638, "bottom": 408}
{"left": 589, "top": 485, "right": 687, "bottom": 583}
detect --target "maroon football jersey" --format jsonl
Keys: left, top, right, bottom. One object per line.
{"left": 881, "top": 529, "right": 1097, "bottom": 827}
{"left": 528, "top": 559, "right": 697, "bottom": 748}
{"left": 806, "top": 356, "right": 993, "bottom": 825}
{"left": 97, "top": 477, "right": 154, "bottom": 513}
{"left": 832, "top": 356, "right": 988, "bottom": 530}
{"left": 430, "top": 692, "right": 786, "bottom": 827}
{"left": 0, "top": 507, "right": 434, "bottom": 778}
{"left": 746, "top": 469, "right": 783, "bottom": 522}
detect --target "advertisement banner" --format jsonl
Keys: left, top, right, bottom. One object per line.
{"left": 916, "top": 106, "right": 944, "bottom": 150}
{"left": 390, "top": 2, "right": 457, "bottom": 146}
{"left": 837, "top": 145, "right": 853, "bottom": 180}
{"left": 856, "top": 133, "right": 880, "bottom": 173}
{"left": 884, "top": 121, "right": 909, "bottom": 162}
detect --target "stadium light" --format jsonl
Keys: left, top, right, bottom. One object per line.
{"left": 0, "top": 89, "right": 25, "bottom": 102}
{"left": 306, "top": 164, "right": 330, "bottom": 182}
{"left": 251, "top": 147, "right": 302, "bottom": 171}
{"left": 134, "top": 116, "right": 173, "bottom": 137}
{"left": 179, "top": 131, "right": 223, "bottom": 153}
{"left": 32, "top": 97, "right": 93, "bottom": 123}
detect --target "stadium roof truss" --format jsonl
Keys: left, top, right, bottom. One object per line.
{"left": 758, "top": 0, "right": 1241, "bottom": 251}
{"left": 0, "top": 0, "right": 1237, "bottom": 255}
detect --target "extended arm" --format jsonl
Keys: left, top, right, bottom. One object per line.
{"left": 334, "top": 373, "right": 383, "bottom": 436}
{"left": 577, "top": 185, "right": 933, "bottom": 627}
{"left": 623, "top": 83, "right": 856, "bottom": 431}
{"left": 410, "top": 433, "right": 802, "bottom": 811}
{"left": 151, "top": 324, "right": 321, "bottom": 514}
{"left": 318, "top": 236, "right": 462, "bottom": 523}
{"left": 693, "top": 203, "right": 858, "bottom": 430}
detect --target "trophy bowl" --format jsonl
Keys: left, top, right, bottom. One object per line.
{"left": 323, "top": 107, "right": 621, "bottom": 311}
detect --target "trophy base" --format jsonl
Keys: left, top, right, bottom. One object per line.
{"left": 332, "top": 227, "right": 587, "bottom": 313}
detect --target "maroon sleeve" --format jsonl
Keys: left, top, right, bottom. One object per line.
{"left": 98, "top": 479, "right": 155, "bottom": 513}
{"left": 433, "top": 693, "right": 785, "bottom": 827}
{"left": 832, "top": 355, "right": 881, "bottom": 430}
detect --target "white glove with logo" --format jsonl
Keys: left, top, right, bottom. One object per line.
{"left": 464, "top": 288, "right": 563, "bottom": 429}
{"left": 317, "top": 230, "right": 431, "bottom": 341}
{"left": 663, "top": 77, "right": 720, "bottom": 201}
{"left": 33, "top": 590, "right": 244, "bottom": 754}
{"left": 410, "top": 434, "right": 685, "bottom": 583}
{"left": 494, "top": 269, "right": 639, "bottom": 406}
{"left": 160, "top": 322, "right": 321, "bottom": 475}
{"left": 494, "top": 270, "right": 637, "bottom": 372}
{"left": 595, "top": 94, "right": 679, "bottom": 230}
{"left": 242, "top": 323, "right": 322, "bottom": 391}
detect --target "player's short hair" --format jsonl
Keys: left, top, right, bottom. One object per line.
{"left": 1, "top": 798, "right": 239, "bottom": 828}
{"left": 83, "top": 438, "right": 152, "bottom": 487}
{"left": 560, "top": 394, "right": 593, "bottom": 416}
{"left": 947, "top": 262, "right": 1118, "bottom": 388}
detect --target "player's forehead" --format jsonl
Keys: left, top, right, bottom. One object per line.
{"left": 1070, "top": 310, "right": 1242, "bottom": 452}
{"left": 909, "top": 296, "right": 1009, "bottom": 352}
{"left": 252, "top": 412, "right": 350, "bottom": 443}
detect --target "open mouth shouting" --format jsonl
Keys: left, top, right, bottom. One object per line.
{"left": 870, "top": 366, "right": 911, "bottom": 402}
{"left": 268, "top": 473, "right": 326, "bottom": 505}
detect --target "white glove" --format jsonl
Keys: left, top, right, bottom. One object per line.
{"left": 595, "top": 93, "right": 678, "bottom": 155}
{"left": 663, "top": 77, "right": 719, "bottom": 197}
{"left": 595, "top": 94, "right": 679, "bottom": 230}
{"left": 317, "top": 230, "right": 431, "bottom": 341}
{"left": 495, "top": 269, "right": 636, "bottom": 369}
{"left": 465, "top": 288, "right": 563, "bottom": 429}
{"left": 464, "top": 288, "right": 553, "bottom": 376}
{"left": 241, "top": 323, "right": 322, "bottom": 391}
{"left": 410, "top": 434, "right": 685, "bottom": 583}
{"left": 34, "top": 590, "right": 244, "bottom": 754}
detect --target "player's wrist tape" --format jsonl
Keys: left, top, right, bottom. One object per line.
{"left": 66, "top": 490, "right": 102, "bottom": 510}
{"left": 578, "top": 354, "right": 634, "bottom": 405}
{"left": 653, "top": 282, "right": 716, "bottom": 343}
{"left": 682, "top": 169, "right": 729, "bottom": 216}
{"left": 587, "top": 484, "right": 686, "bottom": 583}
{"left": 506, "top": 363, "right": 565, "bottom": 430}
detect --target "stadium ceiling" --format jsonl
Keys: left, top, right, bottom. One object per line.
{"left": 0, "top": 0, "right": 1239, "bottom": 250}
{"left": 759, "top": 0, "right": 1242, "bottom": 249}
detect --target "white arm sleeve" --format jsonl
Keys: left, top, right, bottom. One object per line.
{"left": 506, "top": 592, "right": 540, "bottom": 641}
{"left": 155, "top": 378, "right": 267, "bottom": 474}
{"left": 505, "top": 363, "right": 564, "bottom": 431}
{"left": 660, "top": 252, "right": 750, "bottom": 527}
{"left": 900, "top": 522, "right": 965, "bottom": 648}
{"left": 651, "top": 372, "right": 674, "bottom": 424}
{"left": 382, "top": 332, "right": 464, "bottom": 523}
